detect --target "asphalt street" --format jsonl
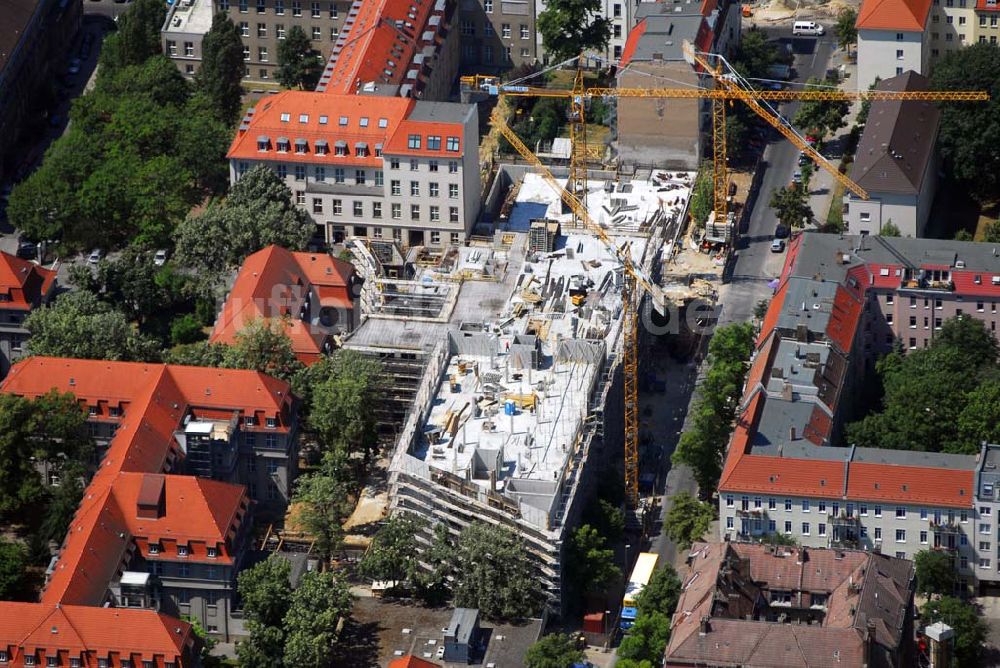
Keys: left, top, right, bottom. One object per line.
{"left": 719, "top": 27, "right": 837, "bottom": 325}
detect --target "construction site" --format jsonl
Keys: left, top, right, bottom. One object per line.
{"left": 337, "top": 168, "right": 697, "bottom": 612}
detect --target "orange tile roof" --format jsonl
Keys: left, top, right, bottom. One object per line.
{"left": 756, "top": 280, "right": 787, "bottom": 346}
{"left": 319, "top": 0, "right": 441, "bottom": 96}
{"left": 210, "top": 246, "right": 355, "bottom": 362}
{"left": 0, "top": 603, "right": 195, "bottom": 665}
{"left": 857, "top": 0, "right": 932, "bottom": 30}
{"left": 382, "top": 119, "right": 463, "bottom": 156}
{"left": 826, "top": 285, "right": 863, "bottom": 353}
{"left": 389, "top": 657, "right": 441, "bottom": 668}
{"left": 846, "top": 462, "right": 973, "bottom": 507}
{"left": 0, "top": 252, "right": 56, "bottom": 310}
{"left": 618, "top": 18, "right": 647, "bottom": 67}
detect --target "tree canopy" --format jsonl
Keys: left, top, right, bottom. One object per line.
{"left": 931, "top": 43, "right": 1000, "bottom": 201}
{"left": 452, "top": 522, "right": 541, "bottom": 620}
{"left": 197, "top": 13, "right": 245, "bottom": 125}
{"left": 359, "top": 514, "right": 425, "bottom": 586}
{"left": 793, "top": 77, "right": 849, "bottom": 139}
{"left": 834, "top": 8, "right": 858, "bottom": 54}
{"left": 846, "top": 316, "right": 999, "bottom": 453}
{"left": 617, "top": 611, "right": 671, "bottom": 668}
{"left": 537, "top": 0, "right": 611, "bottom": 63}
{"left": 99, "top": 0, "right": 167, "bottom": 70}
{"left": 276, "top": 26, "right": 323, "bottom": 90}
{"left": 769, "top": 184, "right": 812, "bottom": 229}
{"left": 566, "top": 524, "right": 620, "bottom": 596}
{"left": 0, "top": 539, "right": 28, "bottom": 600}
{"left": 525, "top": 633, "right": 585, "bottom": 668}
{"left": 237, "top": 556, "right": 293, "bottom": 668}
{"left": 662, "top": 492, "right": 714, "bottom": 549}
{"left": 635, "top": 564, "right": 682, "bottom": 618}
{"left": 688, "top": 165, "right": 714, "bottom": 229}
{"left": 730, "top": 28, "right": 778, "bottom": 82}
{"left": 914, "top": 549, "right": 955, "bottom": 597}
{"left": 282, "top": 571, "right": 353, "bottom": 667}
{"left": 921, "top": 596, "right": 987, "bottom": 667}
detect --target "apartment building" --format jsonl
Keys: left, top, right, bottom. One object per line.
{"left": 974, "top": 0, "right": 1000, "bottom": 43}
{"left": 616, "top": 0, "right": 740, "bottom": 168}
{"left": 1, "top": 357, "right": 300, "bottom": 519}
{"left": 0, "top": 0, "right": 81, "bottom": 184}
{"left": 228, "top": 91, "right": 481, "bottom": 248}
{"left": 459, "top": 0, "right": 538, "bottom": 72}
{"left": 856, "top": 0, "right": 932, "bottom": 90}
{"left": 844, "top": 72, "right": 940, "bottom": 237}
{"left": 211, "top": 245, "right": 361, "bottom": 362}
{"left": 665, "top": 543, "right": 916, "bottom": 667}
{"left": 928, "top": 0, "right": 977, "bottom": 57}
{"left": 719, "top": 232, "right": 1000, "bottom": 593}
{"left": 163, "top": 0, "right": 352, "bottom": 83}
{"left": 0, "top": 604, "right": 200, "bottom": 668}
{"left": 0, "top": 251, "right": 56, "bottom": 378}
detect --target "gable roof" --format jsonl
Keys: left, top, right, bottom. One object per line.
{"left": 857, "top": 0, "right": 933, "bottom": 30}
{"left": 0, "top": 251, "right": 57, "bottom": 310}
{"left": 849, "top": 72, "right": 940, "bottom": 195}
{"left": 389, "top": 657, "right": 441, "bottom": 668}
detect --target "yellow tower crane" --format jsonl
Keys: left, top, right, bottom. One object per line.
{"left": 481, "top": 54, "right": 987, "bottom": 509}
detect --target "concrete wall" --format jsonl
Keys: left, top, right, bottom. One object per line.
{"left": 616, "top": 61, "right": 703, "bottom": 169}
{"left": 857, "top": 29, "right": 927, "bottom": 91}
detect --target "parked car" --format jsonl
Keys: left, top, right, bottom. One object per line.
{"left": 153, "top": 249, "right": 169, "bottom": 266}
{"left": 771, "top": 239, "right": 786, "bottom": 253}
{"left": 774, "top": 224, "right": 790, "bottom": 239}
{"left": 67, "top": 58, "right": 81, "bottom": 75}
{"left": 88, "top": 248, "right": 104, "bottom": 264}
{"left": 798, "top": 152, "right": 812, "bottom": 167}
{"left": 792, "top": 171, "right": 802, "bottom": 185}
{"left": 16, "top": 241, "right": 37, "bottom": 260}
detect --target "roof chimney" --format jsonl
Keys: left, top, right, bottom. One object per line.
{"left": 136, "top": 474, "right": 166, "bottom": 520}
{"left": 699, "top": 616, "right": 711, "bottom": 635}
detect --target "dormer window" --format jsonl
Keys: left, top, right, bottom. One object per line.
{"left": 266, "top": 417, "right": 277, "bottom": 429}
{"left": 70, "top": 658, "right": 81, "bottom": 668}
{"left": 89, "top": 406, "right": 98, "bottom": 416}
{"left": 334, "top": 141, "right": 347, "bottom": 156}
{"left": 0, "top": 651, "right": 9, "bottom": 663}
{"left": 355, "top": 143, "right": 368, "bottom": 157}
{"left": 98, "top": 660, "right": 109, "bottom": 668}
{"left": 276, "top": 137, "right": 290, "bottom": 152}
{"left": 294, "top": 139, "right": 308, "bottom": 154}
{"left": 245, "top": 416, "right": 256, "bottom": 427}
{"left": 177, "top": 545, "right": 189, "bottom": 557}
{"left": 109, "top": 406, "right": 121, "bottom": 418}
{"left": 447, "top": 136, "right": 460, "bottom": 152}
{"left": 257, "top": 135, "right": 270, "bottom": 151}
{"left": 148, "top": 542, "right": 160, "bottom": 554}
{"left": 315, "top": 140, "right": 328, "bottom": 156}
{"left": 427, "top": 135, "right": 441, "bottom": 150}
{"left": 407, "top": 134, "right": 421, "bottom": 149}
{"left": 359, "top": 117, "right": 369, "bottom": 127}
{"left": 207, "top": 547, "right": 218, "bottom": 558}
{"left": 46, "top": 656, "right": 58, "bottom": 667}
{"left": 24, "top": 656, "right": 35, "bottom": 667}
{"left": 120, "top": 660, "right": 132, "bottom": 668}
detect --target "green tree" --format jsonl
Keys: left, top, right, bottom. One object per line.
{"left": 730, "top": 27, "right": 777, "bottom": 82}
{"left": 537, "top": 0, "right": 611, "bottom": 63}
{"left": 24, "top": 291, "right": 161, "bottom": 362}
{"left": 171, "top": 314, "right": 207, "bottom": 346}
{"left": 524, "top": 633, "right": 585, "bottom": 668}
{"left": 794, "top": 77, "right": 849, "bottom": 138}
{"left": 40, "top": 464, "right": 85, "bottom": 544}
{"left": 769, "top": 184, "right": 811, "bottom": 228}
{"left": 164, "top": 341, "right": 230, "bottom": 367}
{"left": 452, "top": 522, "right": 541, "bottom": 620}
{"left": 222, "top": 318, "right": 305, "bottom": 383}
{"left": 283, "top": 571, "right": 353, "bottom": 667}
{"left": 635, "top": 565, "right": 681, "bottom": 618}
{"left": 931, "top": 43, "right": 1000, "bottom": 201}
{"left": 922, "top": 596, "right": 987, "bottom": 667}
{"left": 914, "top": 549, "right": 956, "bottom": 597}
{"left": 276, "top": 26, "right": 322, "bottom": 90}
{"left": 197, "top": 13, "right": 245, "bottom": 125}
{"left": 0, "top": 538, "right": 28, "bottom": 599}
{"left": 303, "top": 350, "right": 383, "bottom": 460}
{"left": 662, "top": 492, "right": 714, "bottom": 549}
{"left": 413, "top": 522, "right": 455, "bottom": 604}
{"left": 835, "top": 8, "right": 858, "bottom": 54}
{"left": 582, "top": 497, "right": 625, "bottom": 544}
{"left": 983, "top": 220, "right": 1000, "bottom": 243}
{"left": 181, "top": 614, "right": 219, "bottom": 666}
{"left": 359, "top": 513, "right": 425, "bottom": 585}
{"left": 957, "top": 378, "right": 1000, "bottom": 447}
{"left": 954, "top": 229, "right": 974, "bottom": 241}
{"left": 291, "top": 466, "right": 352, "bottom": 564}
{"left": 617, "top": 611, "right": 671, "bottom": 665}
{"left": 237, "top": 555, "right": 292, "bottom": 668}
{"left": 688, "top": 164, "right": 714, "bottom": 229}
{"left": 99, "top": 0, "right": 167, "bottom": 70}
{"left": 880, "top": 220, "right": 901, "bottom": 237}
{"left": 566, "top": 524, "right": 620, "bottom": 596}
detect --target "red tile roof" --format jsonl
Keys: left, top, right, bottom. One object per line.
{"left": 618, "top": 18, "right": 647, "bottom": 67}
{"left": 977, "top": 0, "right": 1000, "bottom": 10}
{"left": 389, "top": 657, "right": 441, "bottom": 668}
{"left": 756, "top": 280, "right": 787, "bottom": 346}
{"left": 826, "top": 285, "right": 863, "bottom": 353}
{"left": 210, "top": 245, "right": 356, "bottom": 362}
{"left": 0, "top": 603, "right": 195, "bottom": 666}
{"left": 0, "top": 251, "right": 56, "bottom": 310}
{"left": 847, "top": 462, "right": 972, "bottom": 506}
{"left": 857, "top": 0, "right": 933, "bottom": 30}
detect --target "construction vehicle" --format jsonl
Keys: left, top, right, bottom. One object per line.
{"left": 486, "top": 51, "right": 985, "bottom": 509}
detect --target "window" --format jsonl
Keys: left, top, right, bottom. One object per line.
{"left": 178, "top": 545, "right": 189, "bottom": 557}
{"left": 768, "top": 497, "right": 777, "bottom": 511}
{"left": 818, "top": 523, "right": 827, "bottom": 536}
{"left": 408, "top": 134, "right": 422, "bottom": 150}
{"left": 449, "top": 183, "right": 459, "bottom": 199}
{"left": 982, "top": 506, "right": 993, "bottom": 516}
{"left": 258, "top": 23, "right": 267, "bottom": 37}
{"left": 875, "top": 527, "right": 882, "bottom": 540}
{"left": 961, "top": 510, "right": 968, "bottom": 523}
{"left": 896, "top": 49, "right": 904, "bottom": 59}
{"left": 411, "top": 204, "right": 420, "bottom": 220}
{"left": 430, "top": 206, "right": 440, "bottom": 221}
{"left": 392, "top": 203, "right": 401, "bottom": 219}
{"left": 239, "top": 0, "right": 247, "bottom": 11}
{"left": 802, "top": 500, "right": 810, "bottom": 512}
{"left": 874, "top": 505, "right": 882, "bottom": 517}
{"left": 449, "top": 161, "right": 459, "bottom": 173}
{"left": 295, "top": 191, "right": 305, "bottom": 205}
{"left": 896, "top": 506, "right": 906, "bottom": 519}
{"left": 24, "top": 657, "right": 36, "bottom": 667}
{"left": 461, "top": 20, "right": 474, "bottom": 36}
{"left": 449, "top": 207, "right": 459, "bottom": 223}
{"left": 896, "top": 529, "right": 906, "bottom": 542}
{"left": 920, "top": 531, "right": 928, "bottom": 544}
{"left": 391, "top": 180, "right": 401, "bottom": 195}
{"left": 451, "top": 232, "right": 461, "bottom": 245}
{"left": 266, "top": 416, "right": 277, "bottom": 428}
{"left": 353, "top": 201, "right": 363, "bottom": 217}
{"left": 521, "top": 24, "right": 529, "bottom": 39}
{"left": 427, "top": 136, "right": 441, "bottom": 150}
{"left": 335, "top": 142, "right": 347, "bottom": 156}
{"left": 981, "top": 523, "right": 992, "bottom": 534}
{"left": 521, "top": 47, "right": 530, "bottom": 58}
{"left": 981, "top": 541, "right": 992, "bottom": 551}
{"left": 256, "top": 0, "right": 265, "bottom": 10}
{"left": 292, "top": 0, "right": 301, "bottom": 14}
{"left": 802, "top": 522, "right": 810, "bottom": 535}
{"left": 447, "top": 137, "right": 460, "bottom": 152}
{"left": 334, "top": 168, "right": 345, "bottom": 184}
{"left": 960, "top": 15, "right": 966, "bottom": 23}
{"left": 375, "top": 171, "right": 383, "bottom": 186}
{"left": 258, "top": 46, "right": 268, "bottom": 62}
{"left": 614, "top": 25, "right": 622, "bottom": 38}
{"left": 982, "top": 558, "right": 992, "bottom": 569}
{"left": 896, "top": 32, "right": 904, "bottom": 39}
{"left": 784, "top": 521, "right": 792, "bottom": 534}
{"left": 410, "top": 159, "right": 419, "bottom": 171}
{"left": 373, "top": 202, "right": 382, "bottom": 218}
{"left": 372, "top": 227, "right": 383, "bottom": 239}
{"left": 355, "top": 169, "right": 366, "bottom": 185}
{"left": 275, "top": 0, "right": 284, "bottom": 12}
{"left": 896, "top": 67, "right": 904, "bottom": 75}
{"left": 410, "top": 181, "right": 419, "bottom": 197}
{"left": 184, "top": 41, "right": 194, "bottom": 56}
{"left": 312, "top": 198, "right": 323, "bottom": 214}
{"left": 484, "top": 0, "right": 493, "bottom": 10}
{"left": 430, "top": 231, "right": 441, "bottom": 245}
{"left": 390, "top": 158, "right": 400, "bottom": 170}
{"left": 726, "top": 495, "right": 734, "bottom": 508}
{"left": 429, "top": 182, "right": 439, "bottom": 197}
{"left": 818, "top": 501, "right": 826, "bottom": 513}
{"left": 502, "top": 23, "right": 511, "bottom": 37}
{"left": 207, "top": 546, "right": 218, "bottom": 558}
{"left": 330, "top": 3, "right": 338, "bottom": 17}
{"left": 312, "top": 26, "right": 321, "bottom": 40}
{"left": 994, "top": 14, "right": 1000, "bottom": 26}
{"left": 726, "top": 516, "right": 734, "bottom": 529}
{"left": 294, "top": 165, "right": 305, "bottom": 181}
{"left": 330, "top": 27, "right": 339, "bottom": 40}
{"left": 429, "top": 160, "right": 439, "bottom": 172}
{"left": 332, "top": 200, "right": 342, "bottom": 215}
{"left": 311, "top": 0, "right": 320, "bottom": 15}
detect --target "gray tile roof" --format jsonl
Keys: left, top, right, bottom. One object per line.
{"left": 848, "top": 71, "right": 940, "bottom": 196}
{"left": 625, "top": 14, "right": 705, "bottom": 62}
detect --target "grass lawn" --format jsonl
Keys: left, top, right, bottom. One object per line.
{"left": 825, "top": 181, "right": 845, "bottom": 232}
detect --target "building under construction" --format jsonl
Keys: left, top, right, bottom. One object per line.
{"left": 344, "top": 169, "right": 693, "bottom": 611}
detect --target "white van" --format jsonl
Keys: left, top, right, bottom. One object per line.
{"left": 792, "top": 21, "right": 824, "bottom": 35}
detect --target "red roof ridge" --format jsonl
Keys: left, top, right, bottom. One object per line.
{"left": 857, "top": 0, "right": 932, "bottom": 30}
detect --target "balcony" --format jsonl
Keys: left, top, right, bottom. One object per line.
{"left": 736, "top": 508, "right": 767, "bottom": 518}
{"left": 931, "top": 520, "right": 962, "bottom": 535}
{"left": 829, "top": 512, "right": 860, "bottom": 526}
{"left": 830, "top": 534, "right": 860, "bottom": 549}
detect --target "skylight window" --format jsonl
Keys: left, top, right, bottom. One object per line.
{"left": 280, "top": 112, "right": 290, "bottom": 122}
{"left": 339, "top": 116, "right": 349, "bottom": 126}
{"left": 299, "top": 113, "right": 309, "bottom": 123}
{"left": 318, "top": 115, "right": 328, "bottom": 124}
{"left": 360, "top": 117, "right": 369, "bottom": 127}
{"left": 378, "top": 117, "right": 389, "bottom": 128}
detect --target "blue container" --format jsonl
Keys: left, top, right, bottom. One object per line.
{"left": 504, "top": 400, "right": 515, "bottom": 416}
